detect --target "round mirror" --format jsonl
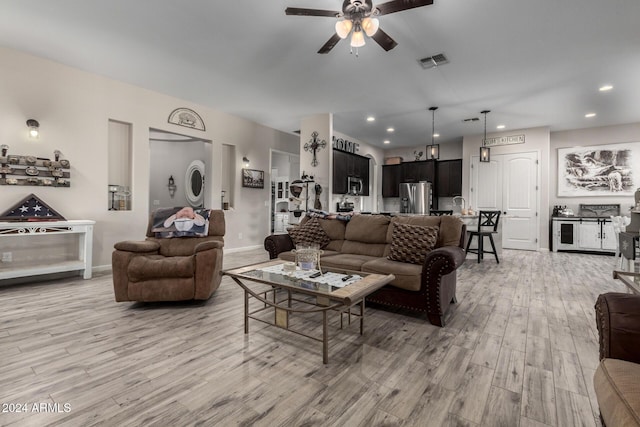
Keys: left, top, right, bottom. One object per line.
{"left": 185, "top": 160, "right": 205, "bottom": 207}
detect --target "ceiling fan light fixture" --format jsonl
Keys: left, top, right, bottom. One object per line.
{"left": 335, "top": 19, "right": 353, "bottom": 39}
{"left": 362, "top": 17, "right": 379, "bottom": 37}
{"left": 350, "top": 29, "right": 365, "bottom": 47}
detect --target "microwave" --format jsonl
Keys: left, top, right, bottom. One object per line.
{"left": 348, "top": 176, "right": 363, "bottom": 195}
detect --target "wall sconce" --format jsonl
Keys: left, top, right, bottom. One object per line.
{"left": 1, "top": 144, "right": 8, "bottom": 157}
{"left": 168, "top": 175, "right": 177, "bottom": 198}
{"left": 54, "top": 150, "right": 62, "bottom": 161}
{"left": 479, "top": 110, "right": 491, "bottom": 163}
{"left": 26, "top": 119, "right": 40, "bottom": 139}
{"left": 242, "top": 156, "right": 250, "bottom": 168}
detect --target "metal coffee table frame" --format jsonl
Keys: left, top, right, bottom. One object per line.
{"left": 223, "top": 260, "right": 394, "bottom": 364}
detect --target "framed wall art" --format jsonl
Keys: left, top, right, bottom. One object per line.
{"left": 242, "top": 169, "right": 264, "bottom": 189}
{"left": 557, "top": 142, "right": 640, "bottom": 196}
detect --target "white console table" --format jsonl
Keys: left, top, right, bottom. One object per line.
{"left": 0, "top": 220, "right": 95, "bottom": 280}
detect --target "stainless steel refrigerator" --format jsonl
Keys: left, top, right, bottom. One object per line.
{"left": 399, "top": 181, "right": 431, "bottom": 214}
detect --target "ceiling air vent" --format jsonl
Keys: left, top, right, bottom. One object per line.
{"left": 463, "top": 117, "right": 480, "bottom": 122}
{"left": 418, "top": 53, "right": 448, "bottom": 69}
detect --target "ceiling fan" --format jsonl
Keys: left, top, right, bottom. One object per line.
{"left": 285, "top": 0, "right": 433, "bottom": 54}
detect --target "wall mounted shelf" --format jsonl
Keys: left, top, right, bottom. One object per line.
{"left": 0, "top": 155, "right": 71, "bottom": 187}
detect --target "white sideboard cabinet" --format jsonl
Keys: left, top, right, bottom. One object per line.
{"left": 0, "top": 220, "right": 95, "bottom": 280}
{"left": 552, "top": 217, "right": 616, "bottom": 253}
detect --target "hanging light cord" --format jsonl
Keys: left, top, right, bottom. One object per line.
{"left": 431, "top": 109, "right": 435, "bottom": 145}
{"left": 481, "top": 110, "right": 490, "bottom": 145}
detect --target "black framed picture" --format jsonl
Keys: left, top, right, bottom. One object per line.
{"left": 242, "top": 168, "right": 264, "bottom": 188}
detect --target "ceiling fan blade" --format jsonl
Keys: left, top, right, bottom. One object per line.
{"left": 375, "top": 0, "right": 433, "bottom": 15}
{"left": 285, "top": 7, "right": 340, "bottom": 17}
{"left": 371, "top": 28, "right": 398, "bottom": 51}
{"left": 318, "top": 33, "right": 342, "bottom": 54}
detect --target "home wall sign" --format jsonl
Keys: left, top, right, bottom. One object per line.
{"left": 483, "top": 134, "right": 525, "bottom": 147}
{"left": 332, "top": 135, "right": 360, "bottom": 154}
{"left": 304, "top": 131, "right": 326, "bottom": 167}
{"left": 168, "top": 108, "right": 206, "bottom": 131}
{"left": 0, "top": 148, "right": 70, "bottom": 187}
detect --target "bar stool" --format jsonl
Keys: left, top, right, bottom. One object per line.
{"left": 465, "top": 210, "right": 501, "bottom": 263}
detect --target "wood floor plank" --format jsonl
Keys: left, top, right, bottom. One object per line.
{"left": 471, "top": 332, "right": 503, "bottom": 369}
{"left": 525, "top": 335, "right": 553, "bottom": 371}
{"left": 552, "top": 348, "right": 588, "bottom": 396}
{"left": 481, "top": 386, "right": 521, "bottom": 426}
{"left": 555, "top": 388, "right": 597, "bottom": 427}
{"left": 493, "top": 348, "right": 525, "bottom": 394}
{"left": 449, "top": 363, "right": 495, "bottom": 424}
{"left": 0, "top": 248, "right": 625, "bottom": 426}
{"left": 522, "top": 366, "right": 557, "bottom": 426}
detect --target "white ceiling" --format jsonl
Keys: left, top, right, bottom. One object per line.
{"left": 1, "top": 0, "right": 639, "bottom": 148}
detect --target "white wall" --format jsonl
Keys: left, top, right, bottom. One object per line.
{"left": 550, "top": 123, "right": 640, "bottom": 214}
{"left": 0, "top": 46, "right": 299, "bottom": 270}
{"left": 383, "top": 139, "right": 463, "bottom": 162}
{"left": 149, "top": 139, "right": 209, "bottom": 209}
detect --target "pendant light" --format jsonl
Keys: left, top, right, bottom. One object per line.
{"left": 480, "top": 110, "right": 491, "bottom": 162}
{"left": 426, "top": 106, "right": 439, "bottom": 160}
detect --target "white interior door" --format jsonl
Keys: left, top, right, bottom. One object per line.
{"left": 502, "top": 152, "right": 538, "bottom": 250}
{"left": 471, "top": 152, "right": 539, "bottom": 250}
{"left": 470, "top": 157, "right": 502, "bottom": 211}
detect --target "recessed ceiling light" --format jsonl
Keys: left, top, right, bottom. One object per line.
{"left": 386, "top": 127, "right": 394, "bottom": 132}
{"left": 599, "top": 85, "right": 613, "bottom": 92}
{"left": 585, "top": 113, "right": 596, "bottom": 118}
{"left": 366, "top": 116, "right": 375, "bottom": 122}
{"left": 496, "top": 125, "right": 506, "bottom": 129}
{"left": 433, "top": 133, "right": 440, "bottom": 138}
{"left": 383, "top": 140, "right": 390, "bottom": 144}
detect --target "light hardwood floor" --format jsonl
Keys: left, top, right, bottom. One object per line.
{"left": 0, "top": 248, "right": 626, "bottom": 426}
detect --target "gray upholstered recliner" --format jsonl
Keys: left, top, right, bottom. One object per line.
{"left": 112, "top": 209, "right": 225, "bottom": 302}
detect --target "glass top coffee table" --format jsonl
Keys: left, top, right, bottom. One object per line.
{"left": 222, "top": 259, "right": 395, "bottom": 364}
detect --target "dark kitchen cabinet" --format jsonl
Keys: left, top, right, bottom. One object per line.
{"left": 333, "top": 150, "right": 349, "bottom": 194}
{"left": 382, "top": 164, "right": 401, "bottom": 197}
{"left": 436, "top": 159, "right": 462, "bottom": 197}
{"left": 332, "top": 150, "right": 370, "bottom": 195}
{"left": 400, "top": 160, "right": 436, "bottom": 184}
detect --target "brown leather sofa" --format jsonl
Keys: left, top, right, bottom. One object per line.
{"left": 594, "top": 292, "right": 640, "bottom": 426}
{"left": 264, "top": 214, "right": 466, "bottom": 326}
{"left": 112, "top": 209, "right": 225, "bottom": 302}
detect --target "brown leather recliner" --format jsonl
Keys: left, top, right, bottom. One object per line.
{"left": 594, "top": 292, "right": 640, "bottom": 426}
{"left": 112, "top": 209, "right": 225, "bottom": 302}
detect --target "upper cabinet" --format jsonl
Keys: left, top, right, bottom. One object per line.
{"left": 382, "top": 164, "right": 401, "bottom": 197}
{"left": 332, "top": 150, "right": 370, "bottom": 195}
{"left": 382, "top": 159, "right": 462, "bottom": 198}
{"left": 400, "top": 160, "right": 435, "bottom": 184}
{"left": 436, "top": 159, "right": 462, "bottom": 197}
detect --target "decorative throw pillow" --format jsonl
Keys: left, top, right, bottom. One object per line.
{"left": 288, "top": 217, "right": 331, "bottom": 248}
{"left": 387, "top": 222, "right": 439, "bottom": 265}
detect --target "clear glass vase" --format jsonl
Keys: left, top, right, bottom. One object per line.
{"left": 292, "top": 244, "right": 322, "bottom": 271}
